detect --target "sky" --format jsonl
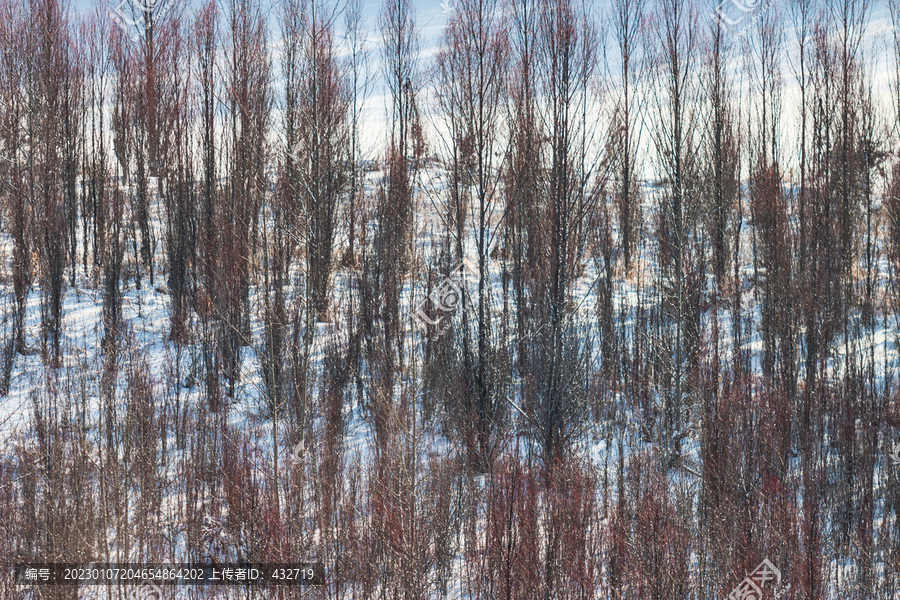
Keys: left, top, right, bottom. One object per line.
{"left": 71, "top": 0, "right": 456, "bottom": 43}
{"left": 68, "top": 0, "right": 463, "bottom": 155}
{"left": 63, "top": 0, "right": 900, "bottom": 174}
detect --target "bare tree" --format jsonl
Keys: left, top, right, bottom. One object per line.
{"left": 435, "top": 0, "right": 511, "bottom": 472}
{"left": 293, "top": 1, "right": 348, "bottom": 322}
{"left": 27, "top": 0, "right": 78, "bottom": 364}
{"left": 0, "top": 0, "right": 30, "bottom": 355}
{"left": 342, "top": 0, "right": 370, "bottom": 417}
{"left": 192, "top": 0, "right": 221, "bottom": 408}
{"left": 702, "top": 2, "right": 739, "bottom": 292}
{"left": 747, "top": 10, "right": 794, "bottom": 393}
{"left": 611, "top": 0, "right": 645, "bottom": 274}
{"left": 504, "top": 0, "right": 542, "bottom": 371}
{"left": 281, "top": 0, "right": 349, "bottom": 505}
{"left": 364, "top": 0, "right": 420, "bottom": 447}
{"left": 220, "top": 0, "right": 270, "bottom": 396}
{"left": 163, "top": 11, "right": 195, "bottom": 344}
{"left": 646, "top": 0, "right": 702, "bottom": 465}
{"left": 523, "top": 0, "right": 603, "bottom": 468}
{"left": 116, "top": 0, "right": 180, "bottom": 287}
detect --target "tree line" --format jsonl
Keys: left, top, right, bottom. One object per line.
{"left": 2, "top": 0, "right": 900, "bottom": 597}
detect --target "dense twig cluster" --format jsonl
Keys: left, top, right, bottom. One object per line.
{"left": 2, "top": 0, "right": 900, "bottom": 597}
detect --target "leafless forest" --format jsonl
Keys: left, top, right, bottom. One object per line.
{"left": 2, "top": 0, "right": 900, "bottom": 596}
